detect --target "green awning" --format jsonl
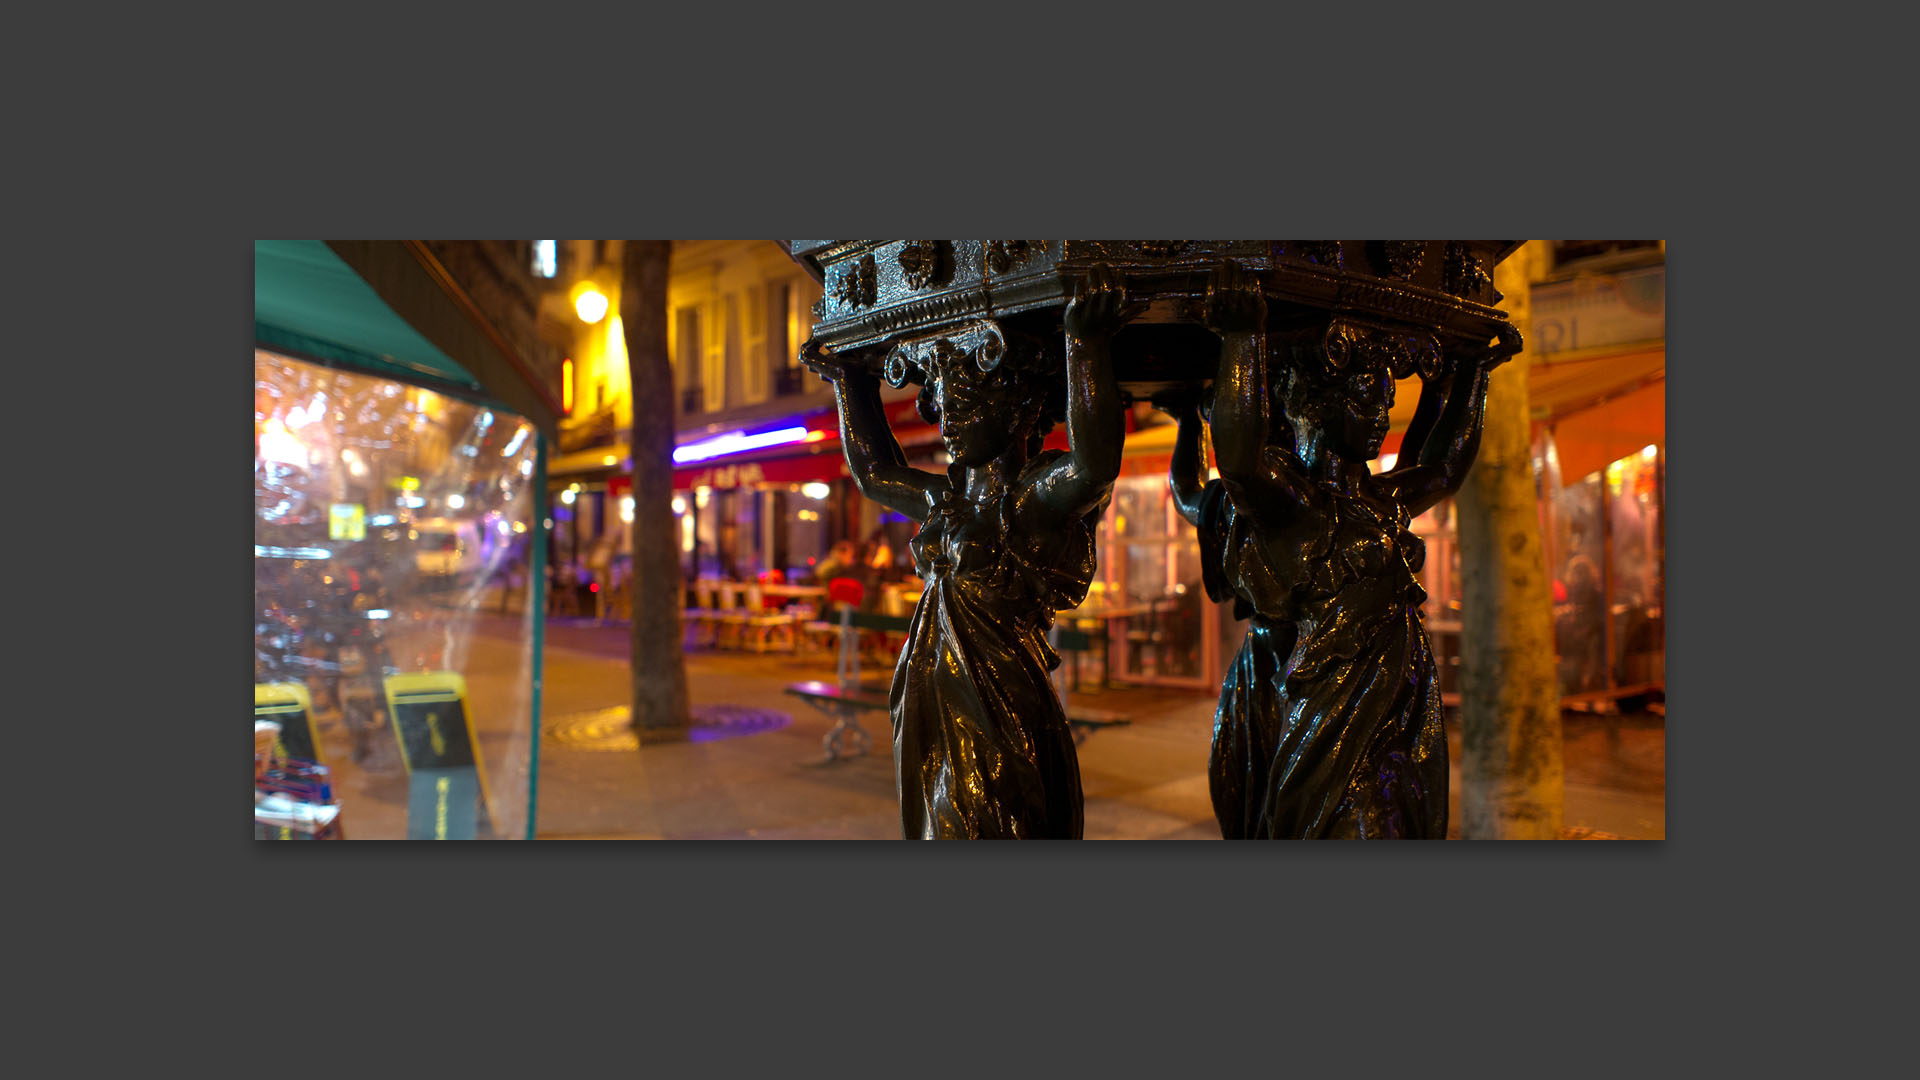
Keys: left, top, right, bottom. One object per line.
{"left": 254, "top": 240, "right": 483, "bottom": 391}
{"left": 253, "top": 240, "right": 557, "bottom": 439}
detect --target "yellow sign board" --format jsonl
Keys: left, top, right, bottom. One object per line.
{"left": 385, "top": 672, "right": 497, "bottom": 837}
{"left": 329, "top": 503, "right": 366, "bottom": 541}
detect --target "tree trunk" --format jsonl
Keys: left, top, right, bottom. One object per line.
{"left": 622, "top": 240, "right": 691, "bottom": 731}
{"left": 1455, "top": 241, "right": 1564, "bottom": 838}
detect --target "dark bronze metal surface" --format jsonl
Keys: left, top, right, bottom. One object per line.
{"left": 800, "top": 266, "right": 1134, "bottom": 839}
{"left": 1169, "top": 261, "right": 1520, "bottom": 838}
{"left": 786, "top": 241, "right": 1523, "bottom": 840}
{"left": 787, "top": 240, "right": 1517, "bottom": 371}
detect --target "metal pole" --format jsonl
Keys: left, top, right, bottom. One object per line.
{"left": 524, "top": 432, "right": 548, "bottom": 840}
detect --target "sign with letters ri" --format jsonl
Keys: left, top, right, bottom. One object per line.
{"left": 1531, "top": 266, "right": 1665, "bottom": 355}
{"left": 383, "top": 672, "right": 495, "bottom": 839}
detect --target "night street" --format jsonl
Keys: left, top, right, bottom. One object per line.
{"left": 305, "top": 597, "right": 1663, "bottom": 840}
{"left": 259, "top": 239, "right": 1665, "bottom": 841}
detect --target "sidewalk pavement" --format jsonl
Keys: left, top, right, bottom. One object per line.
{"left": 504, "top": 613, "right": 1664, "bottom": 840}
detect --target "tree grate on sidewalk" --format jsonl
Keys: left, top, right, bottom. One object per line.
{"left": 544, "top": 704, "right": 792, "bottom": 751}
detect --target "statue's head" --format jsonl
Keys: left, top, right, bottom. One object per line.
{"left": 1280, "top": 356, "right": 1394, "bottom": 464}
{"left": 909, "top": 338, "right": 1062, "bottom": 468}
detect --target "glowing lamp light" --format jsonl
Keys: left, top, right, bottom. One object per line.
{"left": 561, "top": 359, "right": 574, "bottom": 414}
{"left": 671, "top": 496, "right": 686, "bottom": 515}
{"left": 621, "top": 496, "right": 635, "bottom": 523}
{"left": 801, "top": 482, "right": 831, "bottom": 500}
{"left": 1641, "top": 444, "right": 1659, "bottom": 461}
{"left": 1378, "top": 453, "right": 1398, "bottom": 471}
{"left": 259, "top": 418, "right": 308, "bottom": 468}
{"left": 501, "top": 425, "right": 530, "bottom": 458}
{"left": 602, "top": 455, "right": 618, "bottom": 467}
{"left": 513, "top": 521, "right": 528, "bottom": 534}
{"left": 254, "top": 545, "right": 331, "bottom": 560}
{"left": 575, "top": 288, "right": 609, "bottom": 324}
{"left": 561, "top": 489, "right": 577, "bottom": 505}
{"left": 446, "top": 494, "right": 465, "bottom": 510}
{"left": 672, "top": 426, "right": 809, "bottom": 464}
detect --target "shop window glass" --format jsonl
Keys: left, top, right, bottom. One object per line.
{"left": 1553, "top": 472, "right": 1609, "bottom": 696}
{"left": 1409, "top": 499, "right": 1462, "bottom": 698}
{"left": 1082, "top": 475, "right": 1212, "bottom": 687}
{"left": 693, "top": 487, "right": 721, "bottom": 578}
{"left": 725, "top": 489, "right": 762, "bottom": 579}
{"left": 254, "top": 350, "right": 540, "bottom": 840}
{"left": 1607, "top": 448, "right": 1664, "bottom": 689}
{"left": 786, "top": 482, "right": 831, "bottom": 578}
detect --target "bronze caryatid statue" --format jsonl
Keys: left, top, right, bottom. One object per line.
{"left": 800, "top": 265, "right": 1136, "bottom": 839}
{"left": 781, "top": 240, "right": 1524, "bottom": 840}
{"left": 1163, "top": 261, "right": 1521, "bottom": 838}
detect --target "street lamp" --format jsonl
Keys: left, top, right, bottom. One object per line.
{"left": 573, "top": 284, "right": 609, "bottom": 324}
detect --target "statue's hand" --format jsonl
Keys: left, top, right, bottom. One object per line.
{"left": 1464, "top": 324, "right": 1524, "bottom": 374}
{"left": 800, "top": 338, "right": 865, "bottom": 384}
{"left": 1203, "top": 259, "right": 1265, "bottom": 336}
{"left": 1064, "top": 263, "right": 1134, "bottom": 341}
{"left": 1488, "top": 324, "right": 1524, "bottom": 367}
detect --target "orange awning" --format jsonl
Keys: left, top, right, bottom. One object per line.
{"left": 1549, "top": 378, "right": 1665, "bottom": 483}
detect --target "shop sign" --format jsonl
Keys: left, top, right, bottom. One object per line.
{"left": 679, "top": 462, "right": 767, "bottom": 490}
{"left": 1532, "top": 266, "right": 1664, "bottom": 355}
{"left": 329, "top": 503, "right": 366, "bottom": 541}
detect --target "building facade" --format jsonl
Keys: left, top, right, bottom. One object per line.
{"left": 523, "top": 239, "right": 1665, "bottom": 707}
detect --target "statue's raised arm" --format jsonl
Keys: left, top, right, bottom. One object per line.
{"left": 1379, "top": 323, "right": 1523, "bottom": 517}
{"left": 802, "top": 339, "right": 947, "bottom": 522}
{"left": 1019, "top": 263, "right": 1133, "bottom": 530}
{"left": 1203, "top": 260, "right": 1314, "bottom": 517}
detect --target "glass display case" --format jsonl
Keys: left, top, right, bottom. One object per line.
{"left": 254, "top": 348, "right": 544, "bottom": 839}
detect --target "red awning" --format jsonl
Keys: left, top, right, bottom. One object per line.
{"left": 672, "top": 449, "right": 852, "bottom": 491}
{"left": 661, "top": 395, "right": 942, "bottom": 491}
